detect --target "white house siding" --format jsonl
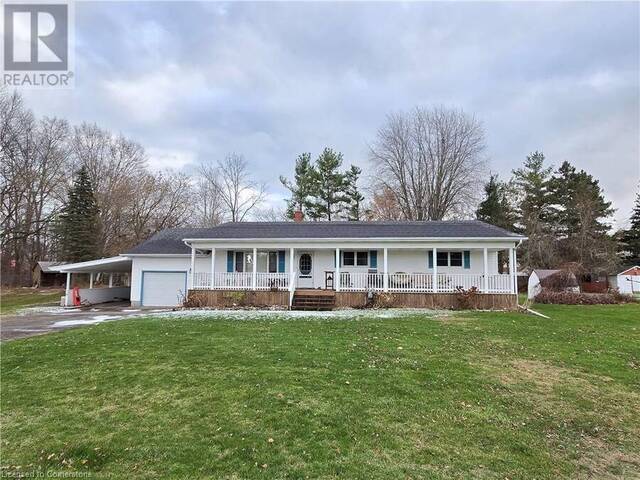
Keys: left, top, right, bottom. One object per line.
{"left": 130, "top": 255, "right": 207, "bottom": 306}
{"left": 209, "top": 248, "right": 500, "bottom": 290}
{"left": 129, "top": 247, "right": 508, "bottom": 302}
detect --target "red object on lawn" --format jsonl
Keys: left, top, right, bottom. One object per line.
{"left": 72, "top": 286, "right": 81, "bottom": 306}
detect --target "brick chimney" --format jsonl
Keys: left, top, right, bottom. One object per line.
{"left": 293, "top": 210, "right": 304, "bottom": 223}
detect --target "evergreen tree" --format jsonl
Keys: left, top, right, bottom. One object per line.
{"left": 344, "top": 165, "right": 365, "bottom": 221}
{"left": 547, "top": 161, "right": 615, "bottom": 272}
{"left": 476, "top": 174, "right": 517, "bottom": 272}
{"left": 309, "top": 148, "right": 349, "bottom": 221}
{"left": 622, "top": 190, "right": 640, "bottom": 263}
{"left": 511, "top": 151, "right": 556, "bottom": 269}
{"left": 475, "top": 174, "right": 516, "bottom": 231}
{"left": 281, "top": 148, "right": 359, "bottom": 221}
{"left": 280, "top": 153, "right": 315, "bottom": 219}
{"left": 55, "top": 166, "right": 101, "bottom": 262}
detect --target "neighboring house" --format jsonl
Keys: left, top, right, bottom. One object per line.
{"left": 32, "top": 261, "right": 67, "bottom": 287}
{"left": 609, "top": 266, "right": 640, "bottom": 295}
{"left": 527, "top": 269, "right": 580, "bottom": 300}
{"left": 51, "top": 220, "right": 525, "bottom": 310}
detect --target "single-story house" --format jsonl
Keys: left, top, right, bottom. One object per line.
{"left": 32, "top": 261, "right": 67, "bottom": 287}
{"left": 609, "top": 266, "right": 640, "bottom": 295}
{"left": 527, "top": 269, "right": 580, "bottom": 300}
{"left": 51, "top": 220, "right": 525, "bottom": 310}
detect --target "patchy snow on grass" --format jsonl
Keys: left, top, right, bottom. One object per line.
{"left": 153, "top": 308, "right": 450, "bottom": 321}
{"left": 16, "top": 306, "right": 78, "bottom": 316}
{"left": 52, "top": 315, "right": 124, "bottom": 328}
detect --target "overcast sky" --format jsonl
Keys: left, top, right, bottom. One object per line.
{"left": 22, "top": 1, "right": 640, "bottom": 227}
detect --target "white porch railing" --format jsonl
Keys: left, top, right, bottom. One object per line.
{"left": 435, "top": 274, "right": 484, "bottom": 293}
{"left": 388, "top": 273, "right": 433, "bottom": 292}
{"left": 256, "top": 272, "right": 289, "bottom": 290}
{"left": 340, "top": 272, "right": 385, "bottom": 291}
{"left": 193, "top": 271, "right": 513, "bottom": 294}
{"left": 339, "top": 273, "right": 513, "bottom": 294}
{"left": 193, "top": 272, "right": 290, "bottom": 290}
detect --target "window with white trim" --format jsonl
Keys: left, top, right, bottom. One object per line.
{"left": 435, "top": 251, "right": 464, "bottom": 267}
{"left": 342, "top": 251, "right": 368, "bottom": 267}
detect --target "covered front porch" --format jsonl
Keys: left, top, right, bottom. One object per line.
{"left": 187, "top": 243, "right": 519, "bottom": 308}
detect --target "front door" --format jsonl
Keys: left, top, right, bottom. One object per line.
{"left": 297, "top": 252, "right": 313, "bottom": 288}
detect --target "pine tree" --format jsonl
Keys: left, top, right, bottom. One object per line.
{"left": 622, "top": 190, "right": 640, "bottom": 263}
{"left": 55, "top": 166, "right": 101, "bottom": 262}
{"left": 475, "top": 174, "right": 516, "bottom": 231}
{"left": 344, "top": 165, "right": 365, "bottom": 221}
{"left": 511, "top": 151, "right": 556, "bottom": 268}
{"left": 309, "top": 148, "right": 349, "bottom": 221}
{"left": 547, "top": 161, "right": 615, "bottom": 272}
{"left": 280, "top": 153, "right": 315, "bottom": 219}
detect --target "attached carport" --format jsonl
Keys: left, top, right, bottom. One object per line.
{"left": 51, "top": 256, "right": 132, "bottom": 307}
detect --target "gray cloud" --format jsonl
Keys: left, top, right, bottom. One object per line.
{"left": 23, "top": 1, "right": 639, "bottom": 226}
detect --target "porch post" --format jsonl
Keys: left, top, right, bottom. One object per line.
{"left": 509, "top": 247, "right": 515, "bottom": 294}
{"left": 109, "top": 273, "right": 113, "bottom": 288}
{"left": 65, "top": 272, "right": 71, "bottom": 306}
{"left": 512, "top": 247, "right": 518, "bottom": 294}
{"left": 210, "top": 248, "right": 216, "bottom": 289}
{"left": 89, "top": 272, "right": 94, "bottom": 289}
{"left": 190, "top": 245, "right": 196, "bottom": 290}
{"left": 289, "top": 248, "right": 295, "bottom": 291}
{"left": 335, "top": 247, "right": 341, "bottom": 292}
{"left": 252, "top": 247, "right": 257, "bottom": 290}
{"left": 432, "top": 247, "right": 437, "bottom": 293}
{"left": 483, "top": 247, "right": 488, "bottom": 293}
{"left": 383, "top": 247, "right": 389, "bottom": 292}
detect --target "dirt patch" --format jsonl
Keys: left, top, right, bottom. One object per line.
{"left": 577, "top": 435, "right": 640, "bottom": 479}
{"left": 478, "top": 357, "right": 640, "bottom": 479}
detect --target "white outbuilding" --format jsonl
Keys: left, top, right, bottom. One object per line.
{"left": 527, "top": 269, "right": 579, "bottom": 300}
{"left": 611, "top": 266, "right": 640, "bottom": 295}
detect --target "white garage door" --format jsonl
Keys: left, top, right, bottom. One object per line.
{"left": 142, "top": 271, "right": 187, "bottom": 307}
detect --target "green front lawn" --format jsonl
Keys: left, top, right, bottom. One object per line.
{"left": 0, "top": 288, "right": 63, "bottom": 316}
{"left": 2, "top": 305, "right": 639, "bottom": 479}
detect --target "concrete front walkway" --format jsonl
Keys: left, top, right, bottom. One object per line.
{"left": 1, "top": 302, "right": 169, "bottom": 341}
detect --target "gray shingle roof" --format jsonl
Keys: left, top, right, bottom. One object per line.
{"left": 124, "top": 221, "right": 523, "bottom": 255}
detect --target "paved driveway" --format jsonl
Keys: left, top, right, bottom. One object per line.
{"left": 1, "top": 303, "right": 169, "bottom": 341}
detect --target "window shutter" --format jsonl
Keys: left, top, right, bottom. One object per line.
{"left": 278, "top": 250, "right": 285, "bottom": 273}
{"left": 428, "top": 251, "right": 433, "bottom": 269}
{"left": 227, "top": 251, "right": 234, "bottom": 273}
{"left": 369, "top": 251, "right": 377, "bottom": 269}
{"left": 463, "top": 251, "right": 471, "bottom": 269}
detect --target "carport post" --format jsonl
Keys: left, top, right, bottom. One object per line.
{"left": 65, "top": 272, "right": 71, "bottom": 306}
{"left": 109, "top": 273, "right": 113, "bottom": 288}
{"left": 89, "top": 272, "right": 94, "bottom": 289}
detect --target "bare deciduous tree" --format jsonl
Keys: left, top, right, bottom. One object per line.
{"left": 193, "top": 163, "right": 225, "bottom": 227}
{"left": 369, "top": 106, "right": 486, "bottom": 220}
{"left": 1, "top": 89, "right": 70, "bottom": 284}
{"left": 214, "top": 153, "right": 266, "bottom": 222}
{"left": 366, "top": 186, "right": 404, "bottom": 220}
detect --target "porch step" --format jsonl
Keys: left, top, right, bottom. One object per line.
{"left": 292, "top": 290, "right": 336, "bottom": 311}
